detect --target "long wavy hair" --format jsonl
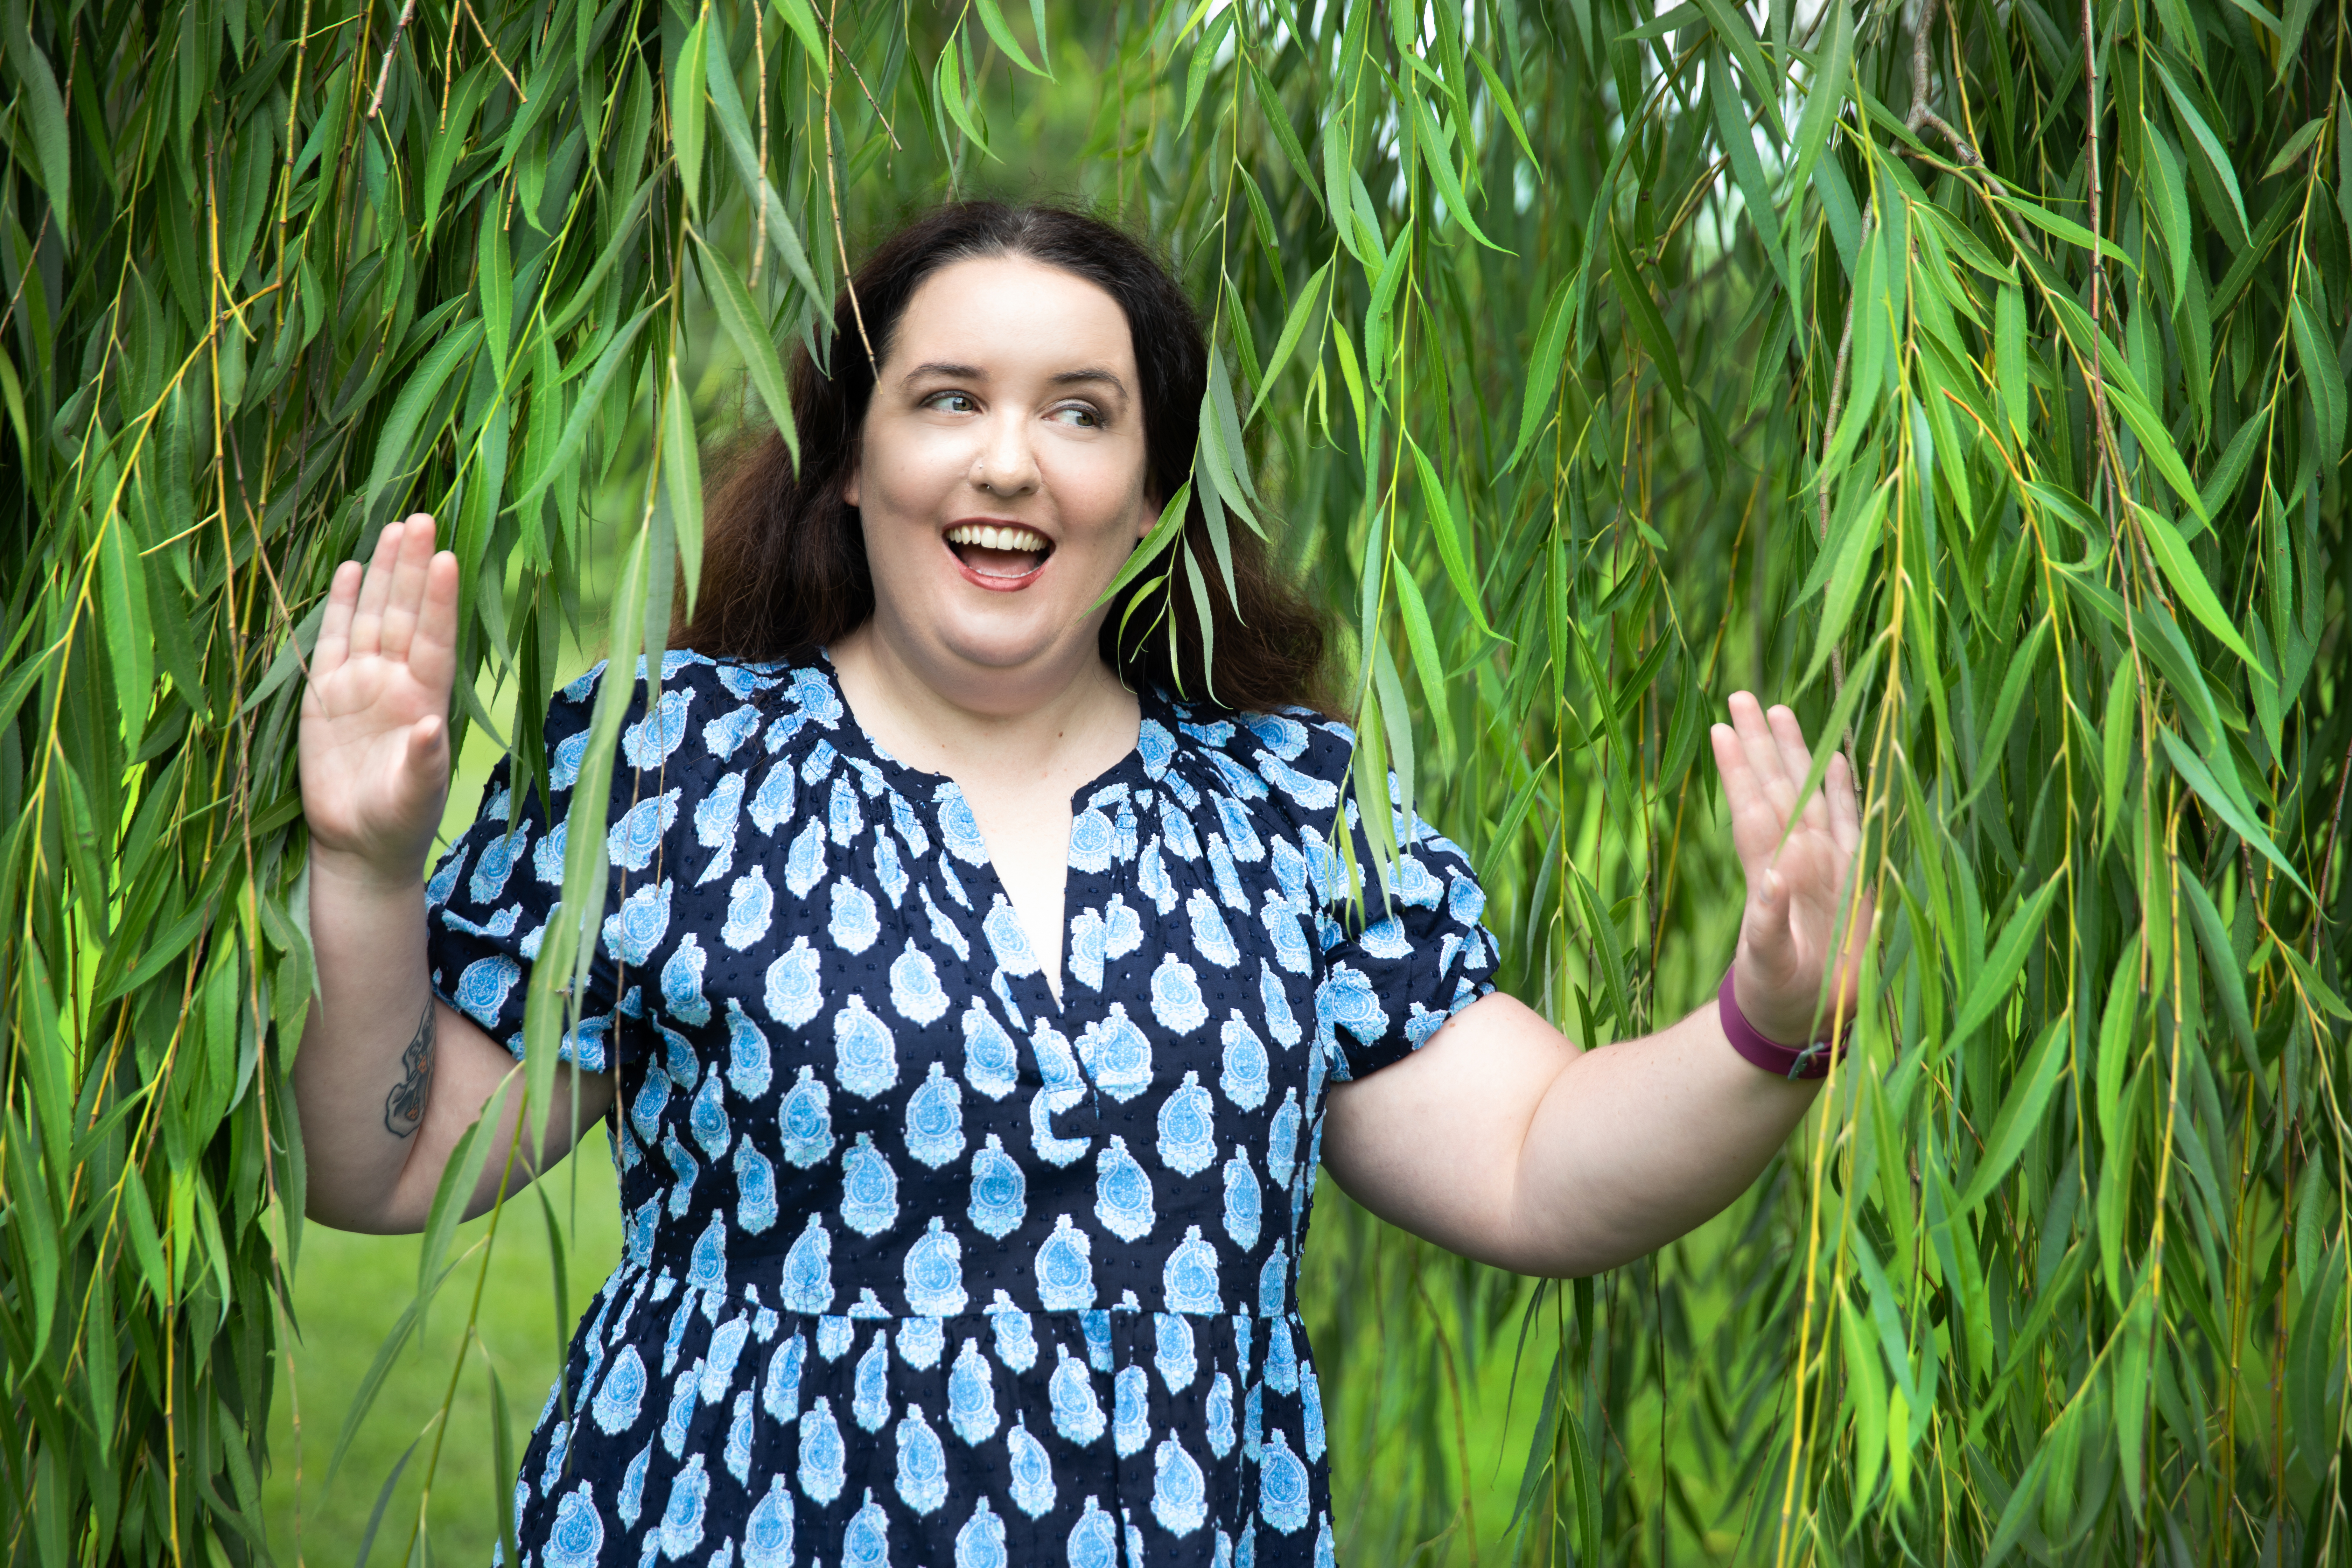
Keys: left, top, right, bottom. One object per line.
{"left": 675, "top": 201, "right": 1331, "bottom": 714}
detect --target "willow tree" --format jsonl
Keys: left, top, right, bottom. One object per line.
{"left": 1, "top": 0, "right": 2345, "bottom": 1562}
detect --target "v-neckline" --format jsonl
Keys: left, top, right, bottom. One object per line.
{"left": 810, "top": 653, "right": 1161, "bottom": 1017}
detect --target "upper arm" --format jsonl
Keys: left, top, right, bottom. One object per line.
{"left": 1318, "top": 990, "right": 1581, "bottom": 1272}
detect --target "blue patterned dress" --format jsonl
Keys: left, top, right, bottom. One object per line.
{"left": 425, "top": 651, "right": 1498, "bottom": 1568}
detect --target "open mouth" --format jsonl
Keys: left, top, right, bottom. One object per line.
{"left": 944, "top": 522, "right": 1053, "bottom": 586}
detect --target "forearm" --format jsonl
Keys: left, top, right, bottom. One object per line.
{"left": 293, "top": 850, "right": 604, "bottom": 1233}
{"left": 1322, "top": 991, "right": 1822, "bottom": 1278}
{"left": 291, "top": 851, "right": 448, "bottom": 1229}
{"left": 1505, "top": 1002, "right": 1819, "bottom": 1274}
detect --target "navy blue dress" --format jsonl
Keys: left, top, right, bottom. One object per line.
{"left": 425, "top": 652, "right": 1499, "bottom": 1568}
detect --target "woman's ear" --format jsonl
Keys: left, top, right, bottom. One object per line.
{"left": 843, "top": 457, "right": 862, "bottom": 510}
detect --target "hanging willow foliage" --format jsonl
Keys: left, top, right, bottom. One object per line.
{"left": 1, "top": 0, "right": 2346, "bottom": 1562}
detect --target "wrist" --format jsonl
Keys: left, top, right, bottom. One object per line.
{"left": 1728, "top": 967, "right": 1818, "bottom": 1049}
{"left": 307, "top": 840, "right": 432, "bottom": 899}
{"left": 1719, "top": 970, "right": 1846, "bottom": 1081}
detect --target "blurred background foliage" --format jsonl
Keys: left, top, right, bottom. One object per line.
{"left": 1, "top": 0, "right": 2347, "bottom": 1562}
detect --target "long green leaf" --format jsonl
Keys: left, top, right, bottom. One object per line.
{"left": 1950, "top": 869, "right": 2066, "bottom": 1042}
{"left": 2157, "top": 725, "right": 2312, "bottom": 895}
{"left": 1407, "top": 438, "right": 1494, "bottom": 636}
{"left": 694, "top": 233, "right": 801, "bottom": 464}
{"left": 1956, "top": 1015, "right": 2072, "bottom": 1213}
{"left": 672, "top": 13, "right": 710, "bottom": 213}
{"left": 1608, "top": 217, "right": 1688, "bottom": 409}
{"left": 2134, "top": 503, "right": 2260, "bottom": 669}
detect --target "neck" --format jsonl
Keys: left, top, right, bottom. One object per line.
{"left": 828, "top": 620, "right": 1138, "bottom": 790}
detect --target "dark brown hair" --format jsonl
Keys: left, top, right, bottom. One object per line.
{"left": 676, "top": 201, "right": 1330, "bottom": 714}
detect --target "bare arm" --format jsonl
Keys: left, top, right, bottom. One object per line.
{"left": 292, "top": 516, "right": 613, "bottom": 1235}
{"left": 294, "top": 857, "right": 615, "bottom": 1234}
{"left": 1320, "top": 992, "right": 1816, "bottom": 1275}
{"left": 1320, "top": 695, "right": 1869, "bottom": 1276}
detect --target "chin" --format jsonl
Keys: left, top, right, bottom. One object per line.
{"left": 929, "top": 610, "right": 1098, "bottom": 679}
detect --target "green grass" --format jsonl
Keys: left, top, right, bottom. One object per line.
{"left": 262, "top": 1152, "right": 623, "bottom": 1567}
{"left": 263, "top": 672, "right": 626, "bottom": 1567}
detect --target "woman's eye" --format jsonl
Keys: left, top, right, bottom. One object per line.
{"left": 927, "top": 391, "right": 978, "bottom": 414}
{"left": 1051, "top": 405, "right": 1102, "bottom": 428}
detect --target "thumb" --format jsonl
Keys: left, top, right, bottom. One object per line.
{"left": 404, "top": 714, "right": 448, "bottom": 778}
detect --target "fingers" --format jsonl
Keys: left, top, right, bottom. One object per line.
{"left": 377, "top": 515, "right": 439, "bottom": 664}
{"left": 346, "top": 519, "right": 404, "bottom": 659}
{"left": 1827, "top": 752, "right": 1863, "bottom": 853}
{"left": 1728, "top": 691, "right": 1792, "bottom": 792}
{"left": 313, "top": 560, "right": 363, "bottom": 681}
{"left": 1707, "top": 718, "right": 1749, "bottom": 793}
{"left": 406, "top": 549, "right": 462, "bottom": 700}
{"left": 1725, "top": 691, "right": 1801, "bottom": 841}
{"left": 1766, "top": 705, "right": 1832, "bottom": 835}
{"left": 1726, "top": 691, "right": 1855, "bottom": 832}
{"left": 1709, "top": 714, "right": 1766, "bottom": 824}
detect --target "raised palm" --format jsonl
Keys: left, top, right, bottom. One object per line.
{"left": 299, "top": 515, "right": 462, "bottom": 880}
{"left": 1708, "top": 693, "right": 1873, "bottom": 1046}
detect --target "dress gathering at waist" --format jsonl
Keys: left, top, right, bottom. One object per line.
{"left": 426, "top": 652, "right": 1499, "bottom": 1566}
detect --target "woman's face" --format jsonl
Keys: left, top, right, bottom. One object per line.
{"left": 844, "top": 254, "right": 1154, "bottom": 703}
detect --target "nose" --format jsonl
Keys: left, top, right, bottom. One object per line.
{"left": 969, "top": 405, "right": 1040, "bottom": 498}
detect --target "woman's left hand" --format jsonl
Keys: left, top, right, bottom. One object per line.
{"left": 1708, "top": 692, "right": 1873, "bottom": 1047}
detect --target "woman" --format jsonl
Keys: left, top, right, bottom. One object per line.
{"left": 295, "top": 203, "right": 1866, "bottom": 1566}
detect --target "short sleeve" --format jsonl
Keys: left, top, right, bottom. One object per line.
{"left": 1303, "top": 746, "right": 1501, "bottom": 1082}
{"left": 424, "top": 660, "right": 670, "bottom": 1072}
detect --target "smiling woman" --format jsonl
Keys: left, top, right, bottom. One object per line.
{"left": 676, "top": 204, "right": 1331, "bottom": 716}
{"left": 292, "top": 200, "right": 1868, "bottom": 1566}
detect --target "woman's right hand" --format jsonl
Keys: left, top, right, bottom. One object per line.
{"left": 299, "top": 514, "right": 461, "bottom": 883}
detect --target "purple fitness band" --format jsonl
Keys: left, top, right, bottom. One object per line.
{"left": 1717, "top": 971, "right": 1848, "bottom": 1081}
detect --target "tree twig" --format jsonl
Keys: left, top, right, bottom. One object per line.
{"left": 2315, "top": 733, "right": 2352, "bottom": 962}
{"left": 0, "top": 208, "right": 52, "bottom": 341}
{"left": 821, "top": 0, "right": 875, "bottom": 369}
{"left": 463, "top": 0, "right": 527, "bottom": 101}
{"left": 1810, "top": 0, "right": 1992, "bottom": 741}
{"left": 365, "top": 0, "right": 418, "bottom": 120}
{"left": 1905, "top": 0, "right": 1988, "bottom": 175}
{"left": 818, "top": 5, "right": 902, "bottom": 150}
{"left": 2079, "top": 0, "right": 2119, "bottom": 530}
{"left": 752, "top": 0, "right": 769, "bottom": 284}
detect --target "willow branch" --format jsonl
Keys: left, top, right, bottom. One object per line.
{"left": 818, "top": 3, "right": 902, "bottom": 150}
{"left": 1812, "top": 0, "right": 1995, "bottom": 726}
{"left": 751, "top": 0, "right": 769, "bottom": 284}
{"left": 2316, "top": 733, "right": 2352, "bottom": 962}
{"left": 463, "top": 0, "right": 526, "bottom": 100}
{"left": 821, "top": 0, "right": 875, "bottom": 369}
{"left": 365, "top": 0, "right": 418, "bottom": 120}
{"left": 2080, "top": 0, "right": 2119, "bottom": 529}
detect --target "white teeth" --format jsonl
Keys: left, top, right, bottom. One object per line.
{"left": 946, "top": 523, "right": 1049, "bottom": 552}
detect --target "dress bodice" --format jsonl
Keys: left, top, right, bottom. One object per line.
{"left": 426, "top": 652, "right": 1497, "bottom": 1567}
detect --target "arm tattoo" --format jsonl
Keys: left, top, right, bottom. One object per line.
{"left": 383, "top": 1000, "right": 436, "bottom": 1138}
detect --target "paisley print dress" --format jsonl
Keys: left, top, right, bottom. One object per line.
{"left": 425, "top": 651, "right": 1499, "bottom": 1568}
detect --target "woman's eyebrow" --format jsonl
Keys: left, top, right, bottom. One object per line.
{"left": 898, "top": 361, "right": 1128, "bottom": 403}
{"left": 1051, "top": 368, "right": 1129, "bottom": 402}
